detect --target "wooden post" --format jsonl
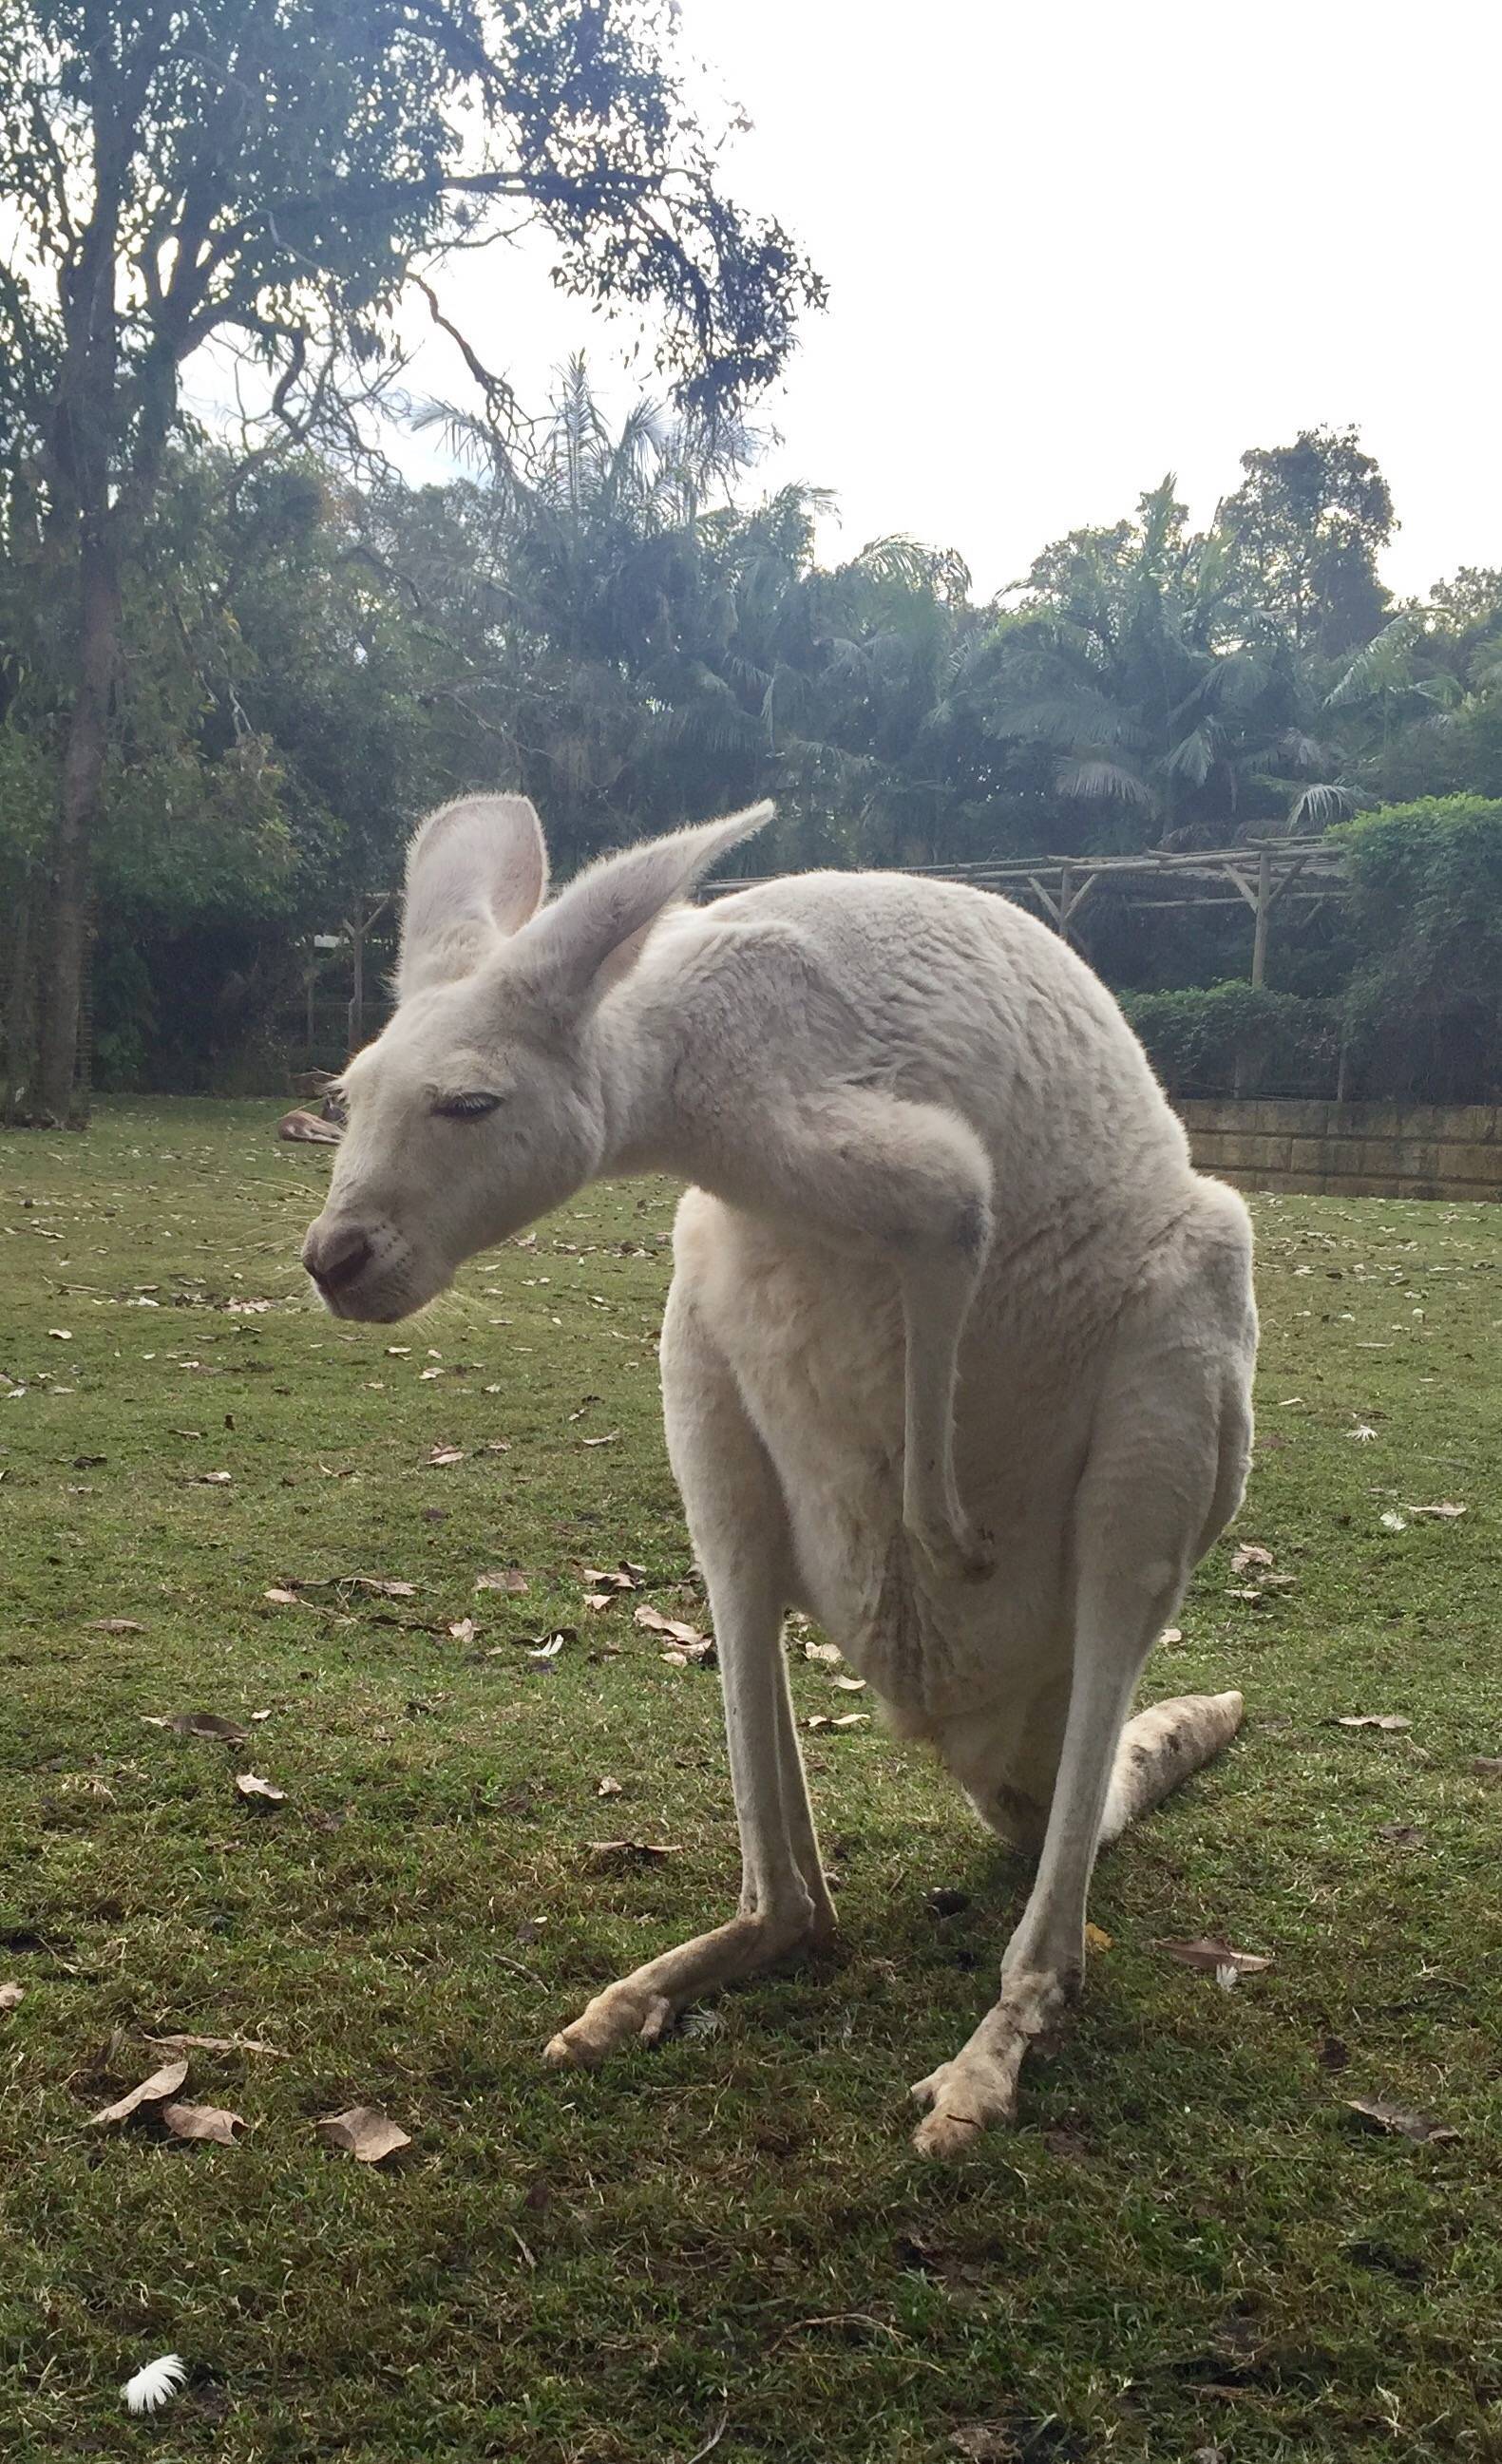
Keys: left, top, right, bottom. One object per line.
{"left": 347, "top": 908, "right": 365, "bottom": 1054}
{"left": 1250, "top": 849, "right": 1272, "bottom": 988}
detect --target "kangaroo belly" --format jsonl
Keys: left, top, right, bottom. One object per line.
{"left": 669, "top": 1192, "right": 1104, "bottom": 1726}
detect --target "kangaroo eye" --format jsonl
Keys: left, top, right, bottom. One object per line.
{"left": 433, "top": 1091, "right": 503, "bottom": 1121}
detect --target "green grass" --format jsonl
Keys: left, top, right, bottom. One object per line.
{"left": 1, "top": 1097, "right": 1499, "bottom": 2463}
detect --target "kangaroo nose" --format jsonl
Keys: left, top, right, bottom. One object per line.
{"left": 302, "top": 1220, "right": 373, "bottom": 1293}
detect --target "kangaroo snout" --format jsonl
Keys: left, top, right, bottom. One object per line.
{"left": 302, "top": 1218, "right": 373, "bottom": 1295}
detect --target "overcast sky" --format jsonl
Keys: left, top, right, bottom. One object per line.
{"left": 392, "top": 0, "right": 1502, "bottom": 602}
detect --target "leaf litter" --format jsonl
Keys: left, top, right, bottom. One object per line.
{"left": 315, "top": 2106, "right": 411, "bottom": 2164}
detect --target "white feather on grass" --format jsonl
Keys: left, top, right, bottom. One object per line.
{"left": 122, "top": 2353, "right": 187, "bottom": 2416}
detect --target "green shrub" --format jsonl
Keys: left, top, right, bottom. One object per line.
{"left": 1120, "top": 981, "right": 1339, "bottom": 1096}
{"left": 1336, "top": 795, "right": 1502, "bottom": 1098}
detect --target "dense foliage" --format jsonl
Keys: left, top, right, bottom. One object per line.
{"left": 3, "top": 375, "right": 1502, "bottom": 1102}
{"left": 0, "top": 0, "right": 823, "bottom": 1116}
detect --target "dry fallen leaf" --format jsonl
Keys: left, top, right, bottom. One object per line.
{"left": 86, "top": 1618, "right": 144, "bottom": 1635}
{"left": 143, "top": 1711, "right": 249, "bottom": 1745}
{"left": 1084, "top": 1923, "right": 1112, "bottom": 1951}
{"left": 634, "top": 1603, "right": 707, "bottom": 1646}
{"left": 162, "top": 2100, "right": 247, "bottom": 2147}
{"left": 803, "top": 1640, "right": 842, "bottom": 1666}
{"left": 475, "top": 1568, "right": 529, "bottom": 1596}
{"left": 1346, "top": 2096, "right": 1459, "bottom": 2144}
{"left": 1231, "top": 1543, "right": 1275, "bottom": 1572}
{"left": 586, "top": 1839, "right": 681, "bottom": 1868}
{"left": 315, "top": 2105, "right": 411, "bottom": 2164}
{"left": 580, "top": 1430, "right": 619, "bottom": 1447}
{"left": 951, "top": 2427, "right": 1022, "bottom": 2463}
{"left": 831, "top": 1674, "right": 867, "bottom": 1693}
{"left": 263, "top": 1587, "right": 301, "bottom": 1607}
{"left": 1375, "top": 1821, "right": 1424, "bottom": 1847}
{"left": 192, "top": 1470, "right": 234, "bottom": 1487}
{"left": 352, "top": 1576, "right": 417, "bottom": 1599}
{"left": 581, "top": 1564, "right": 641, "bottom": 1593}
{"left": 234, "top": 1772, "right": 286, "bottom": 1804}
{"left": 1332, "top": 1714, "right": 1412, "bottom": 1733}
{"left": 0, "top": 1981, "right": 23, "bottom": 2012}
{"left": 426, "top": 1444, "right": 466, "bottom": 1467}
{"left": 147, "top": 2032, "right": 287, "bottom": 2059}
{"left": 447, "top": 1619, "right": 478, "bottom": 1646}
{"left": 88, "top": 2057, "right": 190, "bottom": 2127}
{"left": 1403, "top": 1500, "right": 1467, "bottom": 1519}
{"left": 596, "top": 1776, "right": 623, "bottom": 1798}
{"left": 1156, "top": 1936, "right": 1272, "bottom": 1977}
{"left": 582, "top": 1592, "right": 615, "bottom": 1612}
{"left": 1469, "top": 1756, "right": 1502, "bottom": 1784}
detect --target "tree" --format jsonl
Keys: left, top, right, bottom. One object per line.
{"left": 982, "top": 481, "right": 1342, "bottom": 846}
{"left": 1215, "top": 426, "right": 1394, "bottom": 658}
{"left": 0, "top": 0, "right": 822, "bottom": 1120}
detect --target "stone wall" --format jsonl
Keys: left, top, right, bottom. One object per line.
{"left": 1179, "top": 1098, "right": 1502, "bottom": 1202}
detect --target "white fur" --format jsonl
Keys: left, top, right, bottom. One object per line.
{"left": 301, "top": 795, "right": 1257, "bottom": 2151}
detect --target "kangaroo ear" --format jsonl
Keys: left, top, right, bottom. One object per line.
{"left": 511, "top": 803, "right": 772, "bottom": 1009}
{"left": 398, "top": 794, "right": 549, "bottom": 998}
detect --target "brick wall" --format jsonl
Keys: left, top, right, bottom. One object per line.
{"left": 1179, "top": 1099, "right": 1502, "bottom": 1202}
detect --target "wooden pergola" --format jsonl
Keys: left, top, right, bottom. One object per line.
{"left": 314, "top": 835, "right": 1350, "bottom": 1053}
{"left": 711, "top": 836, "right": 1351, "bottom": 989}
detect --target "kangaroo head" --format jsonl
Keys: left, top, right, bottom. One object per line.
{"left": 299, "top": 793, "right": 770, "bottom": 1320}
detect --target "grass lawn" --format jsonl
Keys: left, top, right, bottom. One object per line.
{"left": 1, "top": 1096, "right": 1499, "bottom": 2463}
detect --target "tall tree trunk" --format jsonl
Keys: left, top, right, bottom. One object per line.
{"left": 35, "top": 521, "right": 119, "bottom": 1123}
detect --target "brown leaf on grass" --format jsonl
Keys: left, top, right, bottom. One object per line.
{"left": 1156, "top": 1936, "right": 1272, "bottom": 1977}
{"left": 803, "top": 1639, "right": 842, "bottom": 1666}
{"left": 447, "top": 1618, "right": 478, "bottom": 1646}
{"left": 1346, "top": 2096, "right": 1460, "bottom": 2144}
{"left": 475, "top": 1568, "right": 528, "bottom": 1596}
{"left": 634, "top": 1603, "right": 706, "bottom": 1646}
{"left": 1469, "top": 1757, "right": 1502, "bottom": 1783}
{"left": 162, "top": 2100, "right": 247, "bottom": 2147}
{"left": 146, "top": 2033, "right": 287, "bottom": 2059}
{"left": 86, "top": 1618, "right": 144, "bottom": 1635}
{"left": 315, "top": 2105, "right": 411, "bottom": 2164}
{"left": 1402, "top": 1501, "right": 1467, "bottom": 1519}
{"left": 806, "top": 1712, "right": 870, "bottom": 1734}
{"left": 190, "top": 1470, "right": 233, "bottom": 1486}
{"left": 426, "top": 1445, "right": 466, "bottom": 1468}
{"left": 596, "top": 1776, "right": 622, "bottom": 1798}
{"left": 88, "top": 2057, "right": 190, "bottom": 2126}
{"left": 1375, "top": 1822, "right": 1424, "bottom": 1847}
{"left": 352, "top": 1577, "right": 417, "bottom": 1599}
{"left": 1231, "top": 1543, "right": 1275, "bottom": 1572}
{"left": 951, "top": 2428, "right": 1022, "bottom": 2462}
{"left": 234, "top": 1772, "right": 286, "bottom": 1805}
{"left": 582, "top": 1592, "right": 616, "bottom": 1612}
{"left": 586, "top": 1839, "right": 681, "bottom": 1869}
{"left": 263, "top": 1587, "right": 301, "bottom": 1607}
{"left": 143, "top": 1711, "right": 249, "bottom": 1745}
{"left": 1331, "top": 1714, "right": 1412, "bottom": 1732}
{"left": 831, "top": 1675, "right": 867, "bottom": 1693}
{"left": 581, "top": 1564, "right": 638, "bottom": 1593}
{"left": 580, "top": 1430, "right": 619, "bottom": 1447}
{"left": 0, "top": 1981, "right": 23, "bottom": 2012}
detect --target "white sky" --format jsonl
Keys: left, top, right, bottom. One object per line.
{"left": 323, "top": 0, "right": 1502, "bottom": 602}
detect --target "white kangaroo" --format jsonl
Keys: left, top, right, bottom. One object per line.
{"left": 300, "top": 792, "right": 1257, "bottom": 2154}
